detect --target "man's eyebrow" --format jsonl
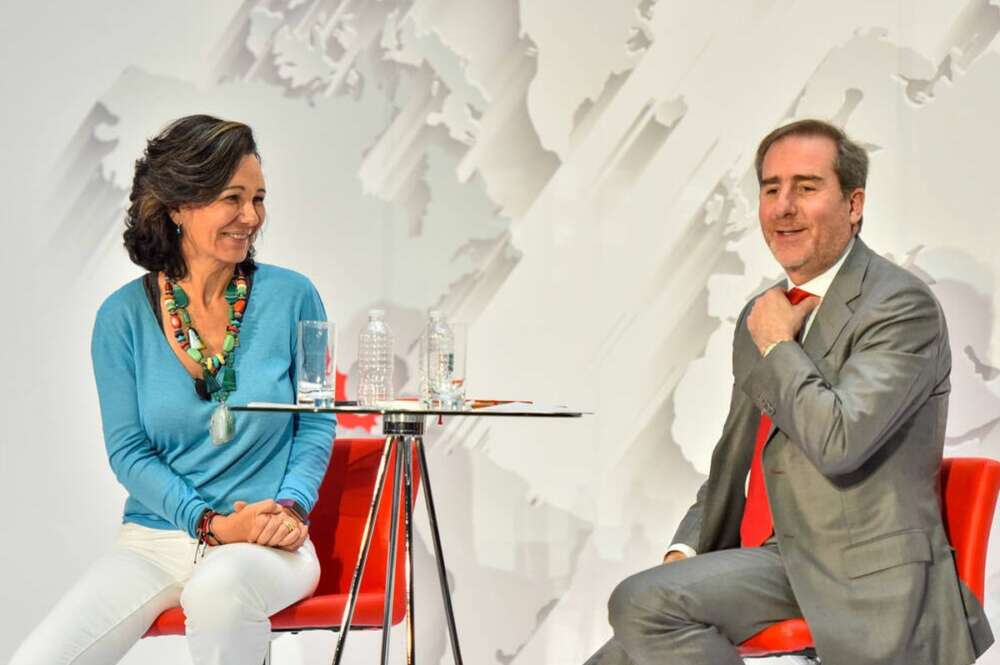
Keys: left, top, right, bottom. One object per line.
{"left": 759, "top": 174, "right": 825, "bottom": 186}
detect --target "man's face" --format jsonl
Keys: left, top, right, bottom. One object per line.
{"left": 758, "top": 134, "right": 863, "bottom": 285}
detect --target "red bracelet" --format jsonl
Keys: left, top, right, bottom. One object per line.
{"left": 196, "top": 510, "right": 220, "bottom": 546}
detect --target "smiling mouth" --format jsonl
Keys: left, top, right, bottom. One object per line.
{"left": 775, "top": 229, "right": 804, "bottom": 238}
{"left": 221, "top": 232, "right": 251, "bottom": 240}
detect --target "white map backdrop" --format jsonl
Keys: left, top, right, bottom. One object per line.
{"left": 1, "top": 1, "right": 999, "bottom": 664}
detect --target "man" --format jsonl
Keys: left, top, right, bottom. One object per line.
{"left": 586, "top": 119, "right": 993, "bottom": 665}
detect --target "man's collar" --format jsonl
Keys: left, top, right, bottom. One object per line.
{"left": 787, "top": 236, "right": 856, "bottom": 298}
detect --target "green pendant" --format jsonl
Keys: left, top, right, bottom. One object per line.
{"left": 187, "top": 347, "right": 204, "bottom": 362}
{"left": 222, "top": 333, "right": 235, "bottom": 352}
{"left": 221, "top": 367, "right": 237, "bottom": 392}
{"left": 203, "top": 370, "right": 221, "bottom": 395}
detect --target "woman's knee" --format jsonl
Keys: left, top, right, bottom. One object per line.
{"left": 180, "top": 565, "right": 266, "bottom": 628}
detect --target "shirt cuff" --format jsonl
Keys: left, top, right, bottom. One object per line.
{"left": 762, "top": 339, "right": 792, "bottom": 357}
{"left": 666, "top": 543, "right": 697, "bottom": 559}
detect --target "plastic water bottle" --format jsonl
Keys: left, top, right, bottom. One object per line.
{"left": 358, "top": 309, "right": 393, "bottom": 406}
{"left": 420, "top": 310, "right": 454, "bottom": 403}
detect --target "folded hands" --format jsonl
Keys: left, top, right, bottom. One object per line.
{"left": 210, "top": 499, "right": 309, "bottom": 551}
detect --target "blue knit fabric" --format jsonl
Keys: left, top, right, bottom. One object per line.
{"left": 91, "top": 264, "right": 336, "bottom": 537}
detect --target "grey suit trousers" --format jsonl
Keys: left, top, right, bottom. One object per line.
{"left": 585, "top": 543, "right": 801, "bottom": 665}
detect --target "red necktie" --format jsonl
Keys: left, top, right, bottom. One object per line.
{"left": 740, "top": 287, "right": 814, "bottom": 547}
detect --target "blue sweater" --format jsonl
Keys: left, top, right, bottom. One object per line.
{"left": 91, "top": 264, "right": 336, "bottom": 537}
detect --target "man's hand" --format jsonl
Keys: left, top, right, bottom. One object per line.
{"left": 212, "top": 499, "right": 283, "bottom": 544}
{"left": 747, "top": 287, "right": 820, "bottom": 354}
{"left": 662, "top": 550, "right": 689, "bottom": 564}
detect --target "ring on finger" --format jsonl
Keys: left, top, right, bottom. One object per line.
{"left": 283, "top": 521, "right": 296, "bottom": 534}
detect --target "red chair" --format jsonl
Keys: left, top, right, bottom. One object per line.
{"left": 738, "top": 457, "right": 1000, "bottom": 660}
{"left": 143, "top": 438, "right": 419, "bottom": 661}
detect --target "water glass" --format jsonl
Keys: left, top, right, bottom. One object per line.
{"left": 296, "top": 321, "right": 336, "bottom": 405}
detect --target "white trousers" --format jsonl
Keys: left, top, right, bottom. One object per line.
{"left": 10, "top": 523, "right": 321, "bottom": 665}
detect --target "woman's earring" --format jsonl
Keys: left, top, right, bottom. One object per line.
{"left": 176, "top": 224, "right": 182, "bottom": 236}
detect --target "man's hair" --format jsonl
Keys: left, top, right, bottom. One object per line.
{"left": 754, "top": 118, "right": 869, "bottom": 196}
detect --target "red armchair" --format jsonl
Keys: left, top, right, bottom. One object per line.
{"left": 143, "top": 438, "right": 417, "bottom": 660}
{"left": 738, "top": 457, "right": 1000, "bottom": 659}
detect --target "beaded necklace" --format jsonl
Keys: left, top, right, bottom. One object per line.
{"left": 162, "top": 269, "right": 248, "bottom": 444}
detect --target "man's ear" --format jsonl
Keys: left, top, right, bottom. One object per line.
{"left": 848, "top": 188, "right": 865, "bottom": 224}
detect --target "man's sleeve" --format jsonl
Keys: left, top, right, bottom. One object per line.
{"left": 670, "top": 299, "right": 757, "bottom": 553}
{"left": 742, "top": 283, "right": 947, "bottom": 478}
{"left": 669, "top": 478, "right": 708, "bottom": 555}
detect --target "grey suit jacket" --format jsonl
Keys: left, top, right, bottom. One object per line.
{"left": 673, "top": 238, "right": 993, "bottom": 665}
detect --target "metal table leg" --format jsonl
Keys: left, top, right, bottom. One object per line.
{"left": 332, "top": 435, "right": 395, "bottom": 665}
{"left": 380, "top": 437, "right": 405, "bottom": 665}
{"left": 334, "top": 413, "right": 464, "bottom": 665}
{"left": 416, "top": 438, "right": 464, "bottom": 665}
{"left": 379, "top": 414, "right": 424, "bottom": 664}
{"left": 402, "top": 438, "right": 416, "bottom": 665}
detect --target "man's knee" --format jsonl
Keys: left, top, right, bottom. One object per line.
{"left": 608, "top": 567, "right": 690, "bottom": 633}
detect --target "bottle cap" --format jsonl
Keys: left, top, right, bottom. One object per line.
{"left": 368, "top": 308, "right": 385, "bottom": 319}
{"left": 428, "top": 309, "right": 442, "bottom": 320}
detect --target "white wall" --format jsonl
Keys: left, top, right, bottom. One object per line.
{"left": 2, "top": 1, "right": 1000, "bottom": 664}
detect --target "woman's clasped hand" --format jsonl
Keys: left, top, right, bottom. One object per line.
{"left": 212, "top": 499, "right": 309, "bottom": 551}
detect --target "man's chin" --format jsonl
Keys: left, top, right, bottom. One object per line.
{"left": 771, "top": 251, "right": 807, "bottom": 274}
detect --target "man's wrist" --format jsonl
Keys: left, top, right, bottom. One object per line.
{"left": 666, "top": 543, "right": 697, "bottom": 559}
{"left": 762, "top": 339, "right": 792, "bottom": 357}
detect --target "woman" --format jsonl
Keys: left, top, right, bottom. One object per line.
{"left": 11, "top": 115, "right": 336, "bottom": 665}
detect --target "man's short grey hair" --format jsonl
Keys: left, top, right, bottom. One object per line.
{"left": 755, "top": 118, "right": 869, "bottom": 196}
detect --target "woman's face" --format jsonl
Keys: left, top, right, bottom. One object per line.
{"left": 173, "top": 153, "right": 265, "bottom": 269}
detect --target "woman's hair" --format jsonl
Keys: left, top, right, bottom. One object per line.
{"left": 123, "top": 115, "right": 260, "bottom": 279}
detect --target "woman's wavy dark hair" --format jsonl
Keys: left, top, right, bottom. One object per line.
{"left": 123, "top": 115, "right": 260, "bottom": 280}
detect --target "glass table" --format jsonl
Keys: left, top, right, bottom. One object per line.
{"left": 231, "top": 401, "right": 588, "bottom": 665}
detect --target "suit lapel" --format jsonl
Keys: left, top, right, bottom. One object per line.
{"left": 801, "top": 237, "right": 870, "bottom": 361}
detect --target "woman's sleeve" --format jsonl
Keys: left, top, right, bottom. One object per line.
{"left": 91, "top": 301, "right": 210, "bottom": 537}
{"left": 276, "top": 281, "right": 336, "bottom": 514}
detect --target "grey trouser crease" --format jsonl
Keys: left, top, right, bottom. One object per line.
{"left": 585, "top": 542, "right": 801, "bottom": 665}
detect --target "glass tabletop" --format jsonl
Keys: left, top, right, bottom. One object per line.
{"left": 230, "top": 400, "right": 589, "bottom": 418}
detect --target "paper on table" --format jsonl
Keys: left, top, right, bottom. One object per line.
{"left": 470, "top": 401, "right": 562, "bottom": 413}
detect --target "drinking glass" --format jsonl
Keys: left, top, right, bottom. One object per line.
{"left": 296, "top": 321, "right": 336, "bottom": 405}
